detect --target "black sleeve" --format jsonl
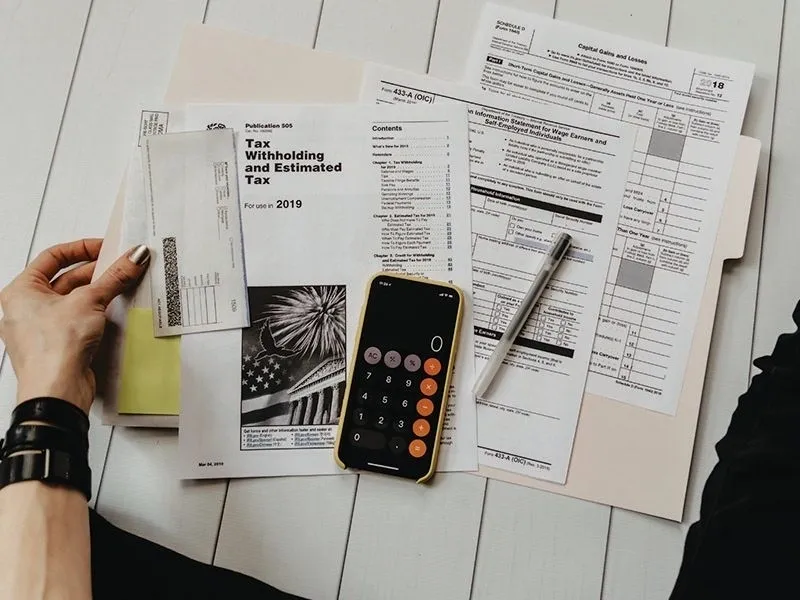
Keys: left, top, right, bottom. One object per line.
{"left": 89, "top": 509, "right": 306, "bottom": 600}
{"left": 671, "top": 301, "right": 800, "bottom": 599}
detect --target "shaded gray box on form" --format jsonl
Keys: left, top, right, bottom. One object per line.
{"left": 647, "top": 129, "right": 686, "bottom": 162}
{"left": 616, "top": 259, "right": 655, "bottom": 293}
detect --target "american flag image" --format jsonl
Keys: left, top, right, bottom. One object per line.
{"left": 241, "top": 317, "right": 298, "bottom": 404}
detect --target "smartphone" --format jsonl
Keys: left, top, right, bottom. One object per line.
{"left": 334, "top": 273, "right": 463, "bottom": 482}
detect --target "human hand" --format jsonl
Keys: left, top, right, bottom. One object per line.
{"left": 0, "top": 239, "right": 150, "bottom": 414}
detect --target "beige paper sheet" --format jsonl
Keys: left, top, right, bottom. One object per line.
{"left": 481, "top": 137, "right": 760, "bottom": 520}
{"left": 102, "top": 24, "right": 759, "bottom": 519}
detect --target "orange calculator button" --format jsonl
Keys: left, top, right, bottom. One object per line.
{"left": 420, "top": 378, "right": 438, "bottom": 396}
{"left": 423, "top": 357, "right": 442, "bottom": 376}
{"left": 413, "top": 418, "right": 431, "bottom": 437}
{"left": 416, "top": 398, "right": 434, "bottom": 417}
{"left": 409, "top": 439, "right": 427, "bottom": 458}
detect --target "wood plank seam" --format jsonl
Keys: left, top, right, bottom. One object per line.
{"left": 197, "top": 0, "right": 232, "bottom": 566}
{"left": 750, "top": 0, "right": 788, "bottom": 370}
{"left": 312, "top": 0, "right": 325, "bottom": 48}
{"left": 335, "top": 475, "right": 361, "bottom": 600}
{"left": 597, "top": 507, "right": 614, "bottom": 599}
{"left": 93, "top": 426, "right": 116, "bottom": 504}
{"left": 466, "top": 477, "right": 489, "bottom": 600}
{"left": 425, "top": 0, "right": 443, "bottom": 72}
{"left": 312, "top": 9, "right": 356, "bottom": 597}
{"left": 210, "top": 476, "right": 231, "bottom": 562}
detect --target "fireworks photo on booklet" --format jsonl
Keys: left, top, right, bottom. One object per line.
{"left": 240, "top": 285, "right": 347, "bottom": 430}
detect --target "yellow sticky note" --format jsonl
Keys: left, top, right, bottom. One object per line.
{"left": 118, "top": 308, "right": 181, "bottom": 415}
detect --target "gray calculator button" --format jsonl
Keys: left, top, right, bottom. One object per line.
{"left": 404, "top": 354, "right": 421, "bottom": 372}
{"left": 364, "top": 347, "right": 382, "bottom": 365}
{"left": 384, "top": 350, "right": 402, "bottom": 368}
{"left": 389, "top": 437, "right": 406, "bottom": 454}
{"left": 353, "top": 408, "right": 368, "bottom": 425}
{"left": 350, "top": 429, "right": 386, "bottom": 450}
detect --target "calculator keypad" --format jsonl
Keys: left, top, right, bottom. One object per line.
{"left": 341, "top": 344, "right": 448, "bottom": 477}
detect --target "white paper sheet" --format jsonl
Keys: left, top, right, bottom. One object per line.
{"left": 465, "top": 5, "right": 755, "bottom": 415}
{"left": 178, "top": 103, "right": 477, "bottom": 478}
{"left": 362, "top": 66, "right": 634, "bottom": 483}
{"left": 142, "top": 129, "right": 249, "bottom": 337}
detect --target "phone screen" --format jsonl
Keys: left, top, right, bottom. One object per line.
{"left": 336, "top": 274, "right": 462, "bottom": 480}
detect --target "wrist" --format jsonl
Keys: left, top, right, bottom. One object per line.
{"left": 16, "top": 372, "right": 91, "bottom": 415}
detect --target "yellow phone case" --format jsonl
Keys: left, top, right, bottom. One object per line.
{"left": 333, "top": 272, "right": 464, "bottom": 483}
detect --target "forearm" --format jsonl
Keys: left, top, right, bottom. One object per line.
{"left": 0, "top": 481, "right": 91, "bottom": 599}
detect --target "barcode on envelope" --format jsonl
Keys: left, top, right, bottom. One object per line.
{"left": 162, "top": 237, "right": 182, "bottom": 327}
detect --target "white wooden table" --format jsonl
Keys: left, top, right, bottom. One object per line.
{"left": 0, "top": 1, "right": 795, "bottom": 598}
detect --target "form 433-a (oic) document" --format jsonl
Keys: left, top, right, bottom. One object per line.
{"left": 362, "top": 66, "right": 635, "bottom": 483}
{"left": 466, "top": 5, "right": 754, "bottom": 415}
{"left": 178, "top": 103, "right": 477, "bottom": 479}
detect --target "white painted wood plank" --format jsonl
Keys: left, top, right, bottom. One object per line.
{"left": 455, "top": 3, "right": 615, "bottom": 598}
{"left": 25, "top": 0, "right": 210, "bottom": 534}
{"left": 752, "top": 3, "right": 800, "bottom": 356}
{"left": 26, "top": 0, "right": 206, "bottom": 254}
{"left": 472, "top": 483, "right": 609, "bottom": 600}
{"left": 602, "top": 1, "right": 785, "bottom": 598}
{"left": 214, "top": 475, "right": 358, "bottom": 600}
{"left": 429, "top": 0, "right": 555, "bottom": 80}
{"left": 319, "top": 4, "right": 490, "bottom": 597}
{"left": 199, "top": 3, "right": 363, "bottom": 594}
{"left": 601, "top": 509, "right": 685, "bottom": 600}
{"left": 204, "top": 0, "right": 323, "bottom": 47}
{"left": 315, "top": 0, "right": 439, "bottom": 71}
{"left": 0, "top": 0, "right": 89, "bottom": 292}
{"left": 97, "top": 428, "right": 226, "bottom": 563}
{"left": 675, "top": 0, "right": 784, "bottom": 518}
{"left": 555, "top": 0, "right": 670, "bottom": 43}
{"left": 0, "top": 0, "right": 90, "bottom": 490}
{"left": 340, "top": 473, "right": 485, "bottom": 600}
{"left": 545, "top": 1, "right": 680, "bottom": 597}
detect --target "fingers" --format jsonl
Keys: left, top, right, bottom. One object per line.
{"left": 51, "top": 261, "right": 97, "bottom": 295}
{"left": 28, "top": 239, "right": 104, "bottom": 281}
{"left": 85, "top": 245, "right": 150, "bottom": 308}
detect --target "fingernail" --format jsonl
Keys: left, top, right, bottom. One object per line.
{"left": 128, "top": 244, "right": 150, "bottom": 266}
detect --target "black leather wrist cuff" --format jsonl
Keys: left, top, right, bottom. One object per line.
{"left": 2, "top": 423, "right": 89, "bottom": 457}
{"left": 0, "top": 449, "right": 91, "bottom": 501}
{"left": 12, "top": 397, "right": 89, "bottom": 436}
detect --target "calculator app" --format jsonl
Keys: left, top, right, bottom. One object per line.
{"left": 336, "top": 274, "right": 462, "bottom": 480}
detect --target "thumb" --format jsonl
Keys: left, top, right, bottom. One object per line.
{"left": 88, "top": 244, "right": 150, "bottom": 307}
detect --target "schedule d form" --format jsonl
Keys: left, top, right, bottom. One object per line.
{"left": 467, "top": 5, "right": 754, "bottom": 414}
{"left": 363, "top": 66, "right": 634, "bottom": 483}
